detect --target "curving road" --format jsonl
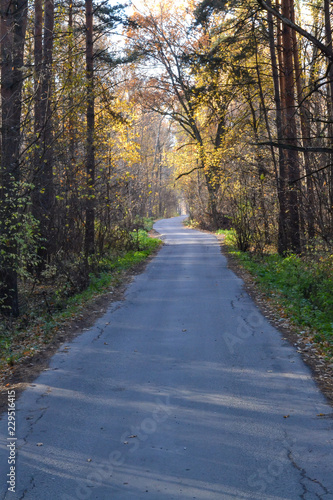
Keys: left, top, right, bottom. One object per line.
{"left": 0, "top": 216, "right": 333, "bottom": 499}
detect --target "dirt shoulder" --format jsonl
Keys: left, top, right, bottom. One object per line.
{"left": 0, "top": 243, "right": 160, "bottom": 415}
{"left": 217, "top": 235, "right": 333, "bottom": 407}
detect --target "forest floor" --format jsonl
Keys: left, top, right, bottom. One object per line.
{"left": 0, "top": 231, "right": 161, "bottom": 414}
{"left": 216, "top": 234, "right": 333, "bottom": 407}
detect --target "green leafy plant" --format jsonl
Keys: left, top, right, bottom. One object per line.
{"left": 219, "top": 229, "right": 333, "bottom": 353}
{"left": 0, "top": 229, "right": 162, "bottom": 371}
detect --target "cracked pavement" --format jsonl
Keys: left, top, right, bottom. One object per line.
{"left": 0, "top": 215, "right": 333, "bottom": 499}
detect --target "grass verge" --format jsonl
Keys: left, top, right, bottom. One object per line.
{"left": 0, "top": 229, "right": 161, "bottom": 377}
{"left": 217, "top": 229, "right": 333, "bottom": 362}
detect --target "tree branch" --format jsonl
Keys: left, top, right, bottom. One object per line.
{"left": 176, "top": 142, "right": 198, "bottom": 151}
{"left": 257, "top": 0, "right": 333, "bottom": 61}
{"left": 255, "top": 141, "right": 333, "bottom": 154}
{"left": 174, "top": 165, "right": 204, "bottom": 182}
{"left": 290, "top": 163, "right": 333, "bottom": 183}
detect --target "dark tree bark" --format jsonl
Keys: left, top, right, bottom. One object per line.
{"left": 259, "top": 0, "right": 332, "bottom": 245}
{"left": 41, "top": 0, "right": 55, "bottom": 196}
{"left": 266, "top": 5, "right": 288, "bottom": 253}
{"left": 279, "top": 0, "right": 301, "bottom": 253}
{"left": 290, "top": 3, "right": 315, "bottom": 240}
{"left": 34, "top": 0, "right": 42, "bottom": 138}
{"left": 0, "top": 0, "right": 28, "bottom": 316}
{"left": 32, "top": 0, "right": 55, "bottom": 265}
{"left": 68, "top": 1, "right": 75, "bottom": 165}
{"left": 64, "top": 1, "right": 78, "bottom": 245}
{"left": 324, "top": 0, "right": 333, "bottom": 233}
{"left": 85, "top": 0, "right": 95, "bottom": 256}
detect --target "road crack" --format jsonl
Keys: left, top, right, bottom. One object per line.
{"left": 288, "top": 450, "right": 331, "bottom": 499}
{"left": 94, "top": 325, "right": 104, "bottom": 341}
{"left": 17, "top": 475, "right": 36, "bottom": 500}
{"left": 20, "top": 389, "right": 51, "bottom": 448}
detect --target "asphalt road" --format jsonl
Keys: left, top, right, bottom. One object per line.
{"left": 1, "top": 216, "right": 333, "bottom": 500}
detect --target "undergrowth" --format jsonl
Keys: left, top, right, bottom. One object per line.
{"left": 217, "top": 229, "right": 333, "bottom": 360}
{"left": 0, "top": 227, "right": 161, "bottom": 372}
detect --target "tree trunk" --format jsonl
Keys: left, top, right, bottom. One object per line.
{"left": 32, "top": 0, "right": 55, "bottom": 265}
{"left": 64, "top": 1, "right": 78, "bottom": 247}
{"left": 205, "top": 172, "right": 219, "bottom": 230}
{"left": 324, "top": 0, "right": 333, "bottom": 234}
{"left": 274, "top": 0, "right": 290, "bottom": 253}
{"left": 34, "top": 0, "right": 42, "bottom": 140}
{"left": 290, "top": 3, "right": 315, "bottom": 240}
{"left": 280, "top": 0, "right": 301, "bottom": 253}
{"left": 0, "top": 0, "right": 28, "bottom": 316}
{"left": 68, "top": 1, "right": 76, "bottom": 166}
{"left": 85, "top": 0, "right": 95, "bottom": 256}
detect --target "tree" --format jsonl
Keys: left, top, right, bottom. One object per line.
{"left": 324, "top": 0, "right": 333, "bottom": 228}
{"left": 84, "top": 0, "right": 95, "bottom": 256}
{"left": 32, "top": 0, "right": 55, "bottom": 265}
{"left": 0, "top": 0, "right": 177, "bottom": 318}
{"left": 278, "top": 0, "right": 301, "bottom": 253}
{"left": 0, "top": 0, "right": 28, "bottom": 316}
{"left": 194, "top": 0, "right": 320, "bottom": 252}
{"left": 257, "top": 0, "right": 333, "bottom": 247}
{"left": 128, "top": 0, "right": 234, "bottom": 228}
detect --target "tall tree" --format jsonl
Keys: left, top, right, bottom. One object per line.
{"left": 324, "top": 0, "right": 333, "bottom": 231}
{"left": 84, "top": 0, "right": 95, "bottom": 256}
{"left": 279, "top": 0, "right": 301, "bottom": 253}
{"left": 32, "top": 0, "right": 55, "bottom": 264}
{"left": 128, "top": 2, "right": 233, "bottom": 228}
{"left": 196, "top": 0, "right": 302, "bottom": 252}
{"left": 0, "top": 0, "right": 28, "bottom": 316}
{"left": 290, "top": 2, "right": 315, "bottom": 240}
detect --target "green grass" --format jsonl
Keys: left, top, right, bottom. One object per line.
{"left": 218, "top": 229, "right": 333, "bottom": 358}
{"left": 133, "top": 216, "right": 155, "bottom": 232}
{"left": 216, "top": 228, "right": 236, "bottom": 243}
{"left": 0, "top": 230, "right": 161, "bottom": 371}
{"left": 55, "top": 233, "right": 160, "bottom": 321}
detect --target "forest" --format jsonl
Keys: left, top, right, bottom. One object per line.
{"left": 0, "top": 0, "right": 332, "bottom": 367}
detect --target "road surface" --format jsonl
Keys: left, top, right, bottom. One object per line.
{"left": 0, "top": 216, "right": 333, "bottom": 499}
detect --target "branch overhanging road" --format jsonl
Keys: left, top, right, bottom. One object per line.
{"left": 1, "top": 216, "right": 333, "bottom": 500}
